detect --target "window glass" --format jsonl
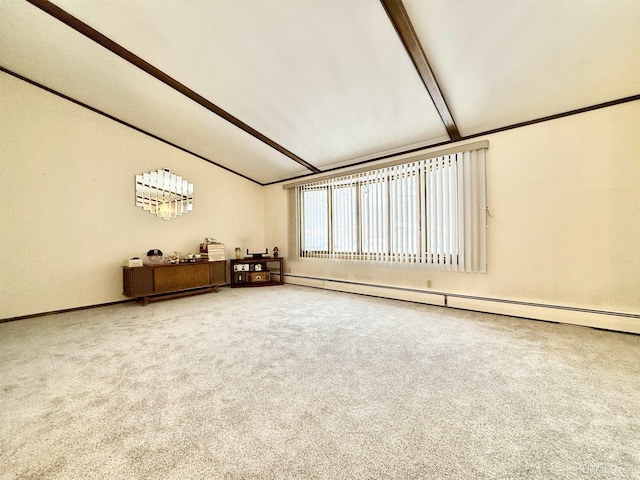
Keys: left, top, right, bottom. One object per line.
{"left": 302, "top": 188, "right": 328, "bottom": 252}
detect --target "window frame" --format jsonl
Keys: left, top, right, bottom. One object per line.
{"left": 299, "top": 161, "right": 454, "bottom": 263}
{"left": 286, "top": 142, "right": 488, "bottom": 273}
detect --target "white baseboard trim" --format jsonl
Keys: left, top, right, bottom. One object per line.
{"left": 448, "top": 296, "right": 640, "bottom": 334}
{"left": 285, "top": 275, "right": 445, "bottom": 306}
{"left": 284, "top": 274, "right": 639, "bottom": 334}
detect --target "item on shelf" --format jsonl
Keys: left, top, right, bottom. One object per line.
{"left": 143, "top": 249, "right": 166, "bottom": 265}
{"left": 207, "top": 243, "right": 226, "bottom": 261}
{"left": 235, "top": 247, "right": 242, "bottom": 259}
{"left": 200, "top": 237, "right": 217, "bottom": 253}
{"left": 184, "top": 253, "right": 198, "bottom": 263}
{"left": 165, "top": 251, "right": 180, "bottom": 264}
{"left": 273, "top": 246, "right": 279, "bottom": 258}
{"left": 246, "top": 248, "right": 268, "bottom": 259}
{"left": 128, "top": 257, "right": 143, "bottom": 268}
{"left": 248, "top": 272, "right": 270, "bottom": 282}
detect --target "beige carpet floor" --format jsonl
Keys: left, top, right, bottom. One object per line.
{"left": 1, "top": 285, "right": 639, "bottom": 479}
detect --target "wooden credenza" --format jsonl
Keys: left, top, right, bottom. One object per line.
{"left": 123, "top": 260, "right": 226, "bottom": 305}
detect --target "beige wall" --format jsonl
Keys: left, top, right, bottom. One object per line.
{"left": 265, "top": 101, "right": 640, "bottom": 326}
{"left": 0, "top": 72, "right": 264, "bottom": 319}
{"left": 2, "top": 68, "right": 638, "bottom": 328}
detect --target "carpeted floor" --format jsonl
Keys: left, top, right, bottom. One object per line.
{"left": 1, "top": 285, "right": 639, "bottom": 479}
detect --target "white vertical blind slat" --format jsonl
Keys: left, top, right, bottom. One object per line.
{"left": 330, "top": 182, "right": 334, "bottom": 258}
{"left": 410, "top": 163, "right": 416, "bottom": 263}
{"left": 406, "top": 165, "right": 410, "bottom": 263}
{"left": 304, "top": 182, "right": 317, "bottom": 256}
{"left": 302, "top": 185, "right": 307, "bottom": 258}
{"left": 307, "top": 182, "right": 312, "bottom": 258}
{"left": 367, "top": 169, "right": 373, "bottom": 262}
{"left": 428, "top": 158, "right": 435, "bottom": 268}
{"left": 382, "top": 168, "right": 388, "bottom": 262}
{"left": 302, "top": 184, "right": 307, "bottom": 258}
{"left": 450, "top": 156, "right": 458, "bottom": 269}
{"left": 400, "top": 164, "right": 405, "bottom": 263}
{"left": 401, "top": 163, "right": 407, "bottom": 263}
{"left": 381, "top": 168, "right": 387, "bottom": 263}
{"left": 350, "top": 180, "right": 355, "bottom": 261}
{"left": 470, "top": 152, "right": 479, "bottom": 271}
{"left": 478, "top": 149, "right": 487, "bottom": 273}
{"left": 442, "top": 156, "right": 451, "bottom": 271}
{"left": 456, "top": 154, "right": 465, "bottom": 272}
{"left": 380, "top": 169, "right": 383, "bottom": 262}
{"left": 464, "top": 154, "right": 473, "bottom": 272}
{"left": 318, "top": 181, "right": 324, "bottom": 258}
{"left": 330, "top": 185, "right": 335, "bottom": 260}
{"left": 372, "top": 169, "right": 377, "bottom": 262}
{"left": 419, "top": 161, "right": 426, "bottom": 265}
{"left": 393, "top": 166, "right": 398, "bottom": 262}
{"left": 354, "top": 173, "right": 365, "bottom": 262}
{"left": 435, "top": 157, "right": 444, "bottom": 270}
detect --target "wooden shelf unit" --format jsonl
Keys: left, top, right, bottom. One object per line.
{"left": 230, "top": 257, "right": 284, "bottom": 288}
{"left": 123, "top": 260, "right": 226, "bottom": 305}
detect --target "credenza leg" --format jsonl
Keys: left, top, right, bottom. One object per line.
{"left": 135, "top": 286, "right": 219, "bottom": 306}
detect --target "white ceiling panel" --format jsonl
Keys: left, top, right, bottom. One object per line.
{"left": 2, "top": 0, "right": 638, "bottom": 185}
{"left": 0, "top": 0, "right": 306, "bottom": 184}
{"left": 49, "top": 0, "right": 449, "bottom": 168}
{"left": 404, "top": 0, "right": 640, "bottom": 136}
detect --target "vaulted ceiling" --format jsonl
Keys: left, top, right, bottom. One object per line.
{"left": 2, "top": 0, "right": 639, "bottom": 185}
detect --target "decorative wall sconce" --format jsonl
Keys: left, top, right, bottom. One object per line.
{"left": 135, "top": 168, "right": 193, "bottom": 220}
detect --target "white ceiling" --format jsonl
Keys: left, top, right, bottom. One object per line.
{"left": 1, "top": 0, "right": 639, "bottom": 185}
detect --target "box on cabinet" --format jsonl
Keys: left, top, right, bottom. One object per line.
{"left": 247, "top": 271, "right": 270, "bottom": 283}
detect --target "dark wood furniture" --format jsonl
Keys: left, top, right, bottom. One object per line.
{"left": 123, "top": 260, "right": 226, "bottom": 305}
{"left": 230, "top": 257, "right": 284, "bottom": 288}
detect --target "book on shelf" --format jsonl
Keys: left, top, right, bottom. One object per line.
{"left": 206, "top": 243, "right": 226, "bottom": 261}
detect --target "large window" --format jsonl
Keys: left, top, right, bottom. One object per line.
{"left": 288, "top": 145, "right": 487, "bottom": 272}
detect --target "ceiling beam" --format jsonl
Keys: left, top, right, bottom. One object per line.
{"left": 26, "top": 0, "right": 322, "bottom": 174}
{"left": 380, "top": 0, "right": 461, "bottom": 141}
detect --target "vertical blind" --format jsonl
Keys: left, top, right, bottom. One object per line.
{"left": 287, "top": 145, "right": 487, "bottom": 273}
